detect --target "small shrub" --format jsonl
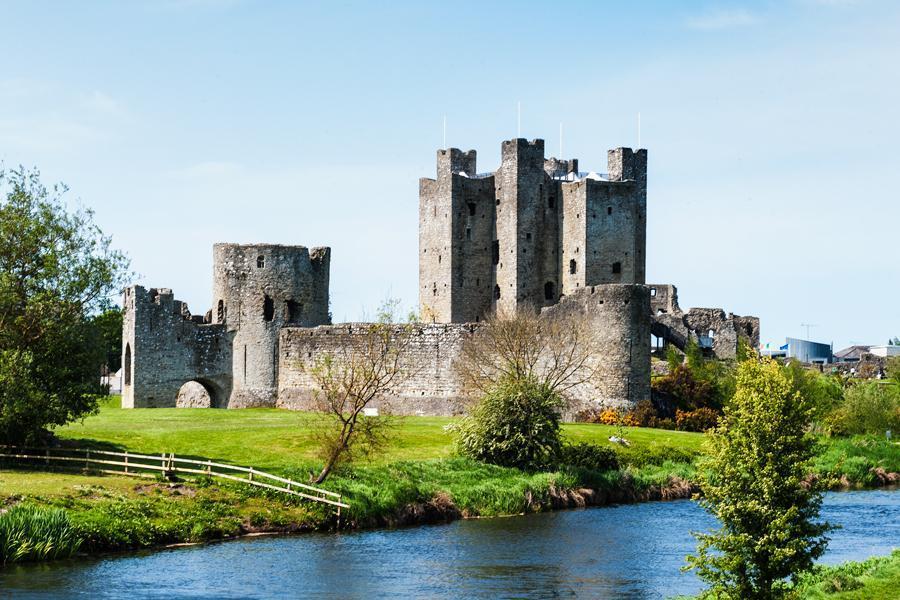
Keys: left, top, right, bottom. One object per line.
{"left": 557, "top": 443, "right": 620, "bottom": 472}
{"left": 675, "top": 407, "right": 720, "bottom": 432}
{"left": 0, "top": 504, "right": 82, "bottom": 564}
{"left": 826, "top": 382, "right": 900, "bottom": 436}
{"left": 577, "top": 407, "right": 639, "bottom": 426}
{"left": 452, "top": 376, "right": 564, "bottom": 471}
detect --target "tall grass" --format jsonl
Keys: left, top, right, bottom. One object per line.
{"left": 0, "top": 504, "right": 81, "bottom": 564}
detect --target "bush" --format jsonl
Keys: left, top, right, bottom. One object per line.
{"left": 452, "top": 376, "right": 564, "bottom": 471}
{"left": 575, "top": 407, "right": 639, "bottom": 426}
{"left": 675, "top": 407, "right": 720, "bottom": 432}
{"left": 557, "top": 442, "right": 620, "bottom": 472}
{"left": 652, "top": 364, "right": 720, "bottom": 412}
{"left": 0, "top": 504, "right": 82, "bottom": 564}
{"left": 826, "top": 382, "right": 900, "bottom": 436}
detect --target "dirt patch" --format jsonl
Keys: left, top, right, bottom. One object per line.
{"left": 134, "top": 482, "right": 197, "bottom": 497}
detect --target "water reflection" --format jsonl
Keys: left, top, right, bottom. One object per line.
{"left": 1, "top": 490, "right": 897, "bottom": 599}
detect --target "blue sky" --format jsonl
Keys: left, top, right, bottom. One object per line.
{"left": 1, "top": 0, "right": 897, "bottom": 349}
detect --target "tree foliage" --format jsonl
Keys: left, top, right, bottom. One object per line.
{"left": 455, "top": 305, "right": 602, "bottom": 398}
{"left": 687, "top": 357, "right": 830, "bottom": 599}
{"left": 305, "top": 300, "right": 412, "bottom": 483}
{"left": 0, "top": 167, "right": 128, "bottom": 444}
{"left": 452, "top": 307, "right": 601, "bottom": 469}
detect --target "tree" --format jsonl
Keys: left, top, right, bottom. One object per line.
{"left": 686, "top": 356, "right": 830, "bottom": 599}
{"left": 452, "top": 306, "right": 602, "bottom": 469}
{"left": 90, "top": 307, "right": 124, "bottom": 374}
{"left": 0, "top": 167, "right": 128, "bottom": 444}
{"left": 455, "top": 305, "right": 602, "bottom": 398}
{"left": 305, "top": 300, "right": 412, "bottom": 483}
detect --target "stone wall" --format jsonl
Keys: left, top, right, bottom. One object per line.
{"left": 121, "top": 285, "right": 231, "bottom": 408}
{"left": 277, "top": 284, "right": 650, "bottom": 419}
{"left": 212, "top": 243, "right": 330, "bottom": 407}
{"left": 277, "top": 322, "right": 475, "bottom": 416}
{"left": 419, "top": 138, "right": 647, "bottom": 324}
{"left": 648, "top": 283, "right": 760, "bottom": 360}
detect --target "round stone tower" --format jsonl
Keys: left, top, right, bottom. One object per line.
{"left": 212, "top": 243, "right": 330, "bottom": 408}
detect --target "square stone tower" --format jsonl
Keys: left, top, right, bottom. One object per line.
{"left": 419, "top": 138, "right": 647, "bottom": 323}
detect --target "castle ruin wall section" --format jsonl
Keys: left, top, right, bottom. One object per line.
{"left": 121, "top": 285, "right": 231, "bottom": 408}
{"left": 212, "top": 243, "right": 330, "bottom": 408}
{"left": 277, "top": 323, "right": 475, "bottom": 416}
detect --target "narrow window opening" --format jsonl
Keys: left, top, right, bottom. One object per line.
{"left": 612, "top": 262, "right": 622, "bottom": 274}
{"left": 467, "top": 202, "right": 476, "bottom": 216}
{"left": 495, "top": 198, "right": 500, "bottom": 206}
{"left": 466, "top": 228, "right": 472, "bottom": 241}
{"left": 256, "top": 255, "right": 265, "bottom": 268}
{"left": 492, "top": 240, "right": 499, "bottom": 265}
{"left": 263, "top": 295, "right": 275, "bottom": 321}
{"left": 526, "top": 232, "right": 532, "bottom": 241}
{"left": 650, "top": 288, "right": 657, "bottom": 297}
{"left": 286, "top": 300, "right": 302, "bottom": 324}
{"left": 476, "top": 278, "right": 480, "bottom": 287}
{"left": 493, "top": 284, "right": 501, "bottom": 300}
{"left": 124, "top": 344, "right": 131, "bottom": 385}
{"left": 217, "top": 299, "right": 225, "bottom": 323}
{"left": 438, "top": 254, "right": 442, "bottom": 264}
{"left": 548, "top": 196, "right": 556, "bottom": 209}
{"left": 544, "top": 281, "right": 555, "bottom": 301}
{"left": 607, "top": 207, "right": 612, "bottom": 215}
{"left": 569, "top": 259, "right": 577, "bottom": 275}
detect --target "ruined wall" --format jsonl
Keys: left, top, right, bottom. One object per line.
{"left": 213, "top": 243, "right": 330, "bottom": 408}
{"left": 541, "top": 285, "right": 651, "bottom": 416}
{"left": 277, "top": 284, "right": 650, "bottom": 419}
{"left": 648, "top": 283, "right": 760, "bottom": 360}
{"left": 121, "top": 285, "right": 231, "bottom": 408}
{"left": 277, "top": 323, "right": 474, "bottom": 416}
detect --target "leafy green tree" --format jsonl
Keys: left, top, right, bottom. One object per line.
{"left": 885, "top": 356, "right": 900, "bottom": 385}
{"left": 826, "top": 381, "right": 899, "bottom": 436}
{"left": 687, "top": 357, "right": 830, "bottom": 599}
{"left": 90, "top": 307, "right": 124, "bottom": 373}
{"left": 0, "top": 167, "right": 128, "bottom": 444}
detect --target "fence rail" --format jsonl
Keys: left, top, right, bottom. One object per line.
{"left": 0, "top": 446, "right": 348, "bottom": 514}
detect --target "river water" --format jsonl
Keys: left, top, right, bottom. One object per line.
{"left": 2, "top": 490, "right": 898, "bottom": 599}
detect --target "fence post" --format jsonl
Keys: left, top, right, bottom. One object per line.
{"left": 124, "top": 451, "right": 129, "bottom": 475}
{"left": 207, "top": 460, "right": 212, "bottom": 475}
{"left": 46, "top": 448, "right": 50, "bottom": 467}
{"left": 85, "top": 449, "right": 90, "bottom": 471}
{"left": 248, "top": 467, "right": 253, "bottom": 482}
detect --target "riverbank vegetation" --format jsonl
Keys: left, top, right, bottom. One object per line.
{"left": 1, "top": 393, "right": 896, "bottom": 562}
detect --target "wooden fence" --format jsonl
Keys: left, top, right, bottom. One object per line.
{"left": 0, "top": 446, "right": 348, "bottom": 515}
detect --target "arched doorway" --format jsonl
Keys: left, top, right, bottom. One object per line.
{"left": 176, "top": 380, "right": 219, "bottom": 408}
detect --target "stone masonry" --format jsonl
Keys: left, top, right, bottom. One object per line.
{"left": 122, "top": 136, "right": 756, "bottom": 415}
{"left": 419, "top": 139, "right": 647, "bottom": 323}
{"left": 649, "top": 283, "right": 760, "bottom": 359}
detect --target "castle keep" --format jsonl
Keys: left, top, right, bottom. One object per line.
{"left": 122, "top": 137, "right": 758, "bottom": 415}
{"left": 419, "top": 139, "right": 646, "bottom": 322}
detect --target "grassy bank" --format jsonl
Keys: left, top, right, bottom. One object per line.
{"left": 791, "top": 550, "right": 900, "bottom": 599}
{"left": 0, "top": 397, "right": 896, "bottom": 562}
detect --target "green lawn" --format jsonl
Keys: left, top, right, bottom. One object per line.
{"left": 49, "top": 396, "right": 704, "bottom": 473}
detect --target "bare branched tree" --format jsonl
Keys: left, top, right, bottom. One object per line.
{"left": 456, "top": 304, "right": 602, "bottom": 399}
{"left": 305, "top": 300, "right": 414, "bottom": 484}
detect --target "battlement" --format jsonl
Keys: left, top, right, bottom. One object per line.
{"left": 435, "top": 148, "right": 477, "bottom": 177}
{"left": 421, "top": 136, "right": 649, "bottom": 323}
{"left": 608, "top": 148, "right": 648, "bottom": 183}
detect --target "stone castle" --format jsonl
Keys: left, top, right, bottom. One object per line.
{"left": 121, "top": 138, "right": 759, "bottom": 416}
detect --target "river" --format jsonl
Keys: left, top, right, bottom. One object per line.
{"left": 2, "top": 490, "right": 897, "bottom": 599}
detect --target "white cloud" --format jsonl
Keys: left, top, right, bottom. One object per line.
{"left": 686, "top": 8, "right": 760, "bottom": 30}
